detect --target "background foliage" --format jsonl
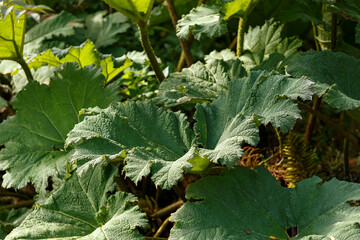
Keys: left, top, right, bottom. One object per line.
{"left": 1, "top": 0, "right": 360, "bottom": 239}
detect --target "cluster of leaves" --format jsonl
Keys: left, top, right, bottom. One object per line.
{"left": 1, "top": 0, "right": 360, "bottom": 239}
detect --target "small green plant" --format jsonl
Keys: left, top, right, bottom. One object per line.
{"left": 1, "top": 0, "right": 360, "bottom": 239}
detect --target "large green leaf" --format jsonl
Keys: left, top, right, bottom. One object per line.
{"left": 194, "top": 71, "right": 313, "bottom": 166}
{"left": 241, "top": 19, "right": 302, "bottom": 71}
{"left": 177, "top": 4, "right": 227, "bottom": 40}
{"left": 155, "top": 58, "right": 246, "bottom": 107}
{"left": 287, "top": 51, "right": 360, "bottom": 110}
{"left": 170, "top": 166, "right": 360, "bottom": 239}
{"left": 0, "top": 7, "right": 26, "bottom": 59}
{"left": 0, "top": 63, "right": 120, "bottom": 192}
{"left": 6, "top": 164, "right": 148, "bottom": 240}
{"left": 66, "top": 101, "right": 196, "bottom": 190}
{"left": 81, "top": 12, "right": 131, "bottom": 49}
{"left": 23, "top": 11, "right": 82, "bottom": 55}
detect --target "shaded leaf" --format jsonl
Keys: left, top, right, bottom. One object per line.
{"left": 23, "top": 11, "right": 82, "bottom": 55}
{"left": 329, "top": 0, "right": 360, "bottom": 21}
{"left": 0, "top": 63, "right": 120, "bottom": 192}
{"left": 177, "top": 4, "right": 227, "bottom": 40}
{"left": 169, "top": 167, "right": 290, "bottom": 239}
{"left": 252, "top": 53, "right": 286, "bottom": 73}
{"left": 76, "top": 11, "right": 131, "bottom": 49}
{"left": 287, "top": 51, "right": 360, "bottom": 110}
{"left": 6, "top": 164, "right": 148, "bottom": 240}
{"left": 0, "top": 96, "right": 7, "bottom": 108}
{"left": 0, "top": 208, "right": 32, "bottom": 235}
{"left": 170, "top": 166, "right": 360, "bottom": 239}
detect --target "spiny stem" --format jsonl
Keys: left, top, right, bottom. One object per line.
{"left": 137, "top": 21, "right": 165, "bottom": 83}
{"left": 17, "top": 57, "right": 33, "bottom": 82}
{"left": 305, "top": 96, "right": 321, "bottom": 141}
{"left": 297, "top": 101, "right": 359, "bottom": 146}
{"left": 0, "top": 199, "right": 35, "bottom": 211}
{"left": 236, "top": 17, "right": 246, "bottom": 57}
{"left": 166, "top": 0, "right": 193, "bottom": 67}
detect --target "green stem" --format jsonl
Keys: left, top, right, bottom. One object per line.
{"left": 166, "top": 0, "right": 193, "bottom": 67}
{"left": 154, "top": 216, "right": 171, "bottom": 237}
{"left": 236, "top": 17, "right": 246, "bottom": 57}
{"left": 175, "top": 0, "right": 204, "bottom": 71}
{"left": 17, "top": 57, "right": 33, "bottom": 82}
{"left": 0, "top": 200, "right": 35, "bottom": 211}
{"left": 151, "top": 200, "right": 183, "bottom": 218}
{"left": 137, "top": 21, "right": 165, "bottom": 83}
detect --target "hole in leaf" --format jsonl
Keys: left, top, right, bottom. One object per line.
{"left": 347, "top": 200, "right": 360, "bottom": 207}
{"left": 287, "top": 226, "right": 298, "bottom": 237}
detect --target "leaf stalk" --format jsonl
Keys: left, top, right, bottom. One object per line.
{"left": 137, "top": 21, "right": 165, "bottom": 83}
{"left": 0, "top": 199, "right": 35, "bottom": 211}
{"left": 236, "top": 17, "right": 246, "bottom": 57}
{"left": 165, "top": 0, "right": 193, "bottom": 68}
